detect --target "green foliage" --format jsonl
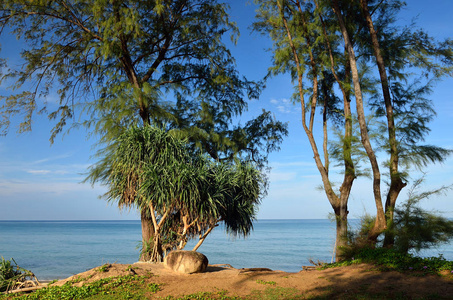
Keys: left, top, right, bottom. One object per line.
{"left": 256, "top": 280, "right": 276, "bottom": 286}
{"left": 0, "top": 257, "right": 20, "bottom": 292}
{"left": 0, "top": 0, "right": 287, "bottom": 165}
{"left": 170, "top": 107, "right": 288, "bottom": 169}
{"left": 325, "top": 247, "right": 453, "bottom": 275}
{"left": 0, "top": 257, "right": 35, "bottom": 293}
{"left": 0, "top": 0, "right": 232, "bottom": 135}
{"left": 87, "top": 125, "right": 264, "bottom": 260}
{"left": 391, "top": 178, "right": 453, "bottom": 254}
{"left": 248, "top": 287, "right": 303, "bottom": 300}
{"left": 371, "top": 79, "right": 453, "bottom": 184}
{"left": 254, "top": 0, "right": 453, "bottom": 260}
{"left": 0, "top": 274, "right": 158, "bottom": 300}
{"left": 0, "top": 1, "right": 287, "bottom": 263}
{"left": 338, "top": 177, "right": 453, "bottom": 270}
{"left": 97, "top": 264, "right": 110, "bottom": 273}
{"left": 161, "top": 291, "right": 241, "bottom": 300}
{"left": 328, "top": 115, "right": 373, "bottom": 178}
{"left": 338, "top": 214, "right": 377, "bottom": 260}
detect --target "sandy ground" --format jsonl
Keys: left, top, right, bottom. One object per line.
{"left": 52, "top": 262, "right": 453, "bottom": 299}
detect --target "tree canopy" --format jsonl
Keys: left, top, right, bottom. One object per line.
{"left": 0, "top": 0, "right": 287, "bottom": 260}
{"left": 87, "top": 125, "right": 264, "bottom": 261}
{"left": 0, "top": 0, "right": 286, "bottom": 166}
{"left": 254, "top": 0, "right": 453, "bottom": 260}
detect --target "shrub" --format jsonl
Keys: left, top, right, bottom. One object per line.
{"left": 326, "top": 247, "right": 453, "bottom": 274}
{"left": 0, "top": 257, "right": 35, "bottom": 293}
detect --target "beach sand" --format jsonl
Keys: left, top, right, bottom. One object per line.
{"left": 50, "top": 262, "right": 453, "bottom": 299}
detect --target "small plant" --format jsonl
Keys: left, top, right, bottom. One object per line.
{"left": 308, "top": 258, "right": 327, "bottom": 267}
{"left": 391, "top": 179, "right": 453, "bottom": 254}
{"left": 256, "top": 279, "right": 277, "bottom": 285}
{"left": 0, "top": 257, "right": 38, "bottom": 293}
{"left": 148, "top": 282, "right": 160, "bottom": 293}
{"left": 125, "top": 265, "right": 133, "bottom": 271}
{"left": 66, "top": 274, "right": 93, "bottom": 284}
{"left": 0, "top": 257, "right": 20, "bottom": 292}
{"left": 98, "top": 263, "right": 111, "bottom": 272}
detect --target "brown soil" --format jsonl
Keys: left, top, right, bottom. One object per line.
{"left": 53, "top": 262, "right": 453, "bottom": 299}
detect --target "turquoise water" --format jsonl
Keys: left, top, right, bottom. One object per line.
{"left": 0, "top": 220, "right": 452, "bottom": 279}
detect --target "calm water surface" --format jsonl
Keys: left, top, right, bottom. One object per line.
{"left": 0, "top": 220, "right": 451, "bottom": 279}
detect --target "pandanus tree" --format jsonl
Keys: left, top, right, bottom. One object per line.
{"left": 87, "top": 125, "right": 264, "bottom": 262}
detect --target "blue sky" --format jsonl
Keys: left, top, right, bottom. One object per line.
{"left": 1, "top": 1, "right": 453, "bottom": 220}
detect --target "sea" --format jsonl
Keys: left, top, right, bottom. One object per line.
{"left": 1, "top": 220, "right": 452, "bottom": 280}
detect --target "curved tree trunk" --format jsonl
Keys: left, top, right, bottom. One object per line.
{"left": 279, "top": 1, "right": 356, "bottom": 261}
{"left": 359, "top": 0, "right": 407, "bottom": 247}
{"left": 331, "top": 0, "right": 386, "bottom": 242}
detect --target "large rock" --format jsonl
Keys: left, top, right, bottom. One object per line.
{"left": 164, "top": 250, "right": 208, "bottom": 274}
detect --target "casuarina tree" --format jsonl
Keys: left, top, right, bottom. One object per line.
{"left": 0, "top": 0, "right": 287, "bottom": 259}
{"left": 255, "top": 0, "right": 452, "bottom": 260}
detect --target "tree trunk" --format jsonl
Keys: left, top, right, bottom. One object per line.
{"left": 383, "top": 179, "right": 406, "bottom": 247}
{"left": 151, "top": 235, "right": 164, "bottom": 262}
{"left": 317, "top": 7, "right": 358, "bottom": 261}
{"left": 192, "top": 223, "right": 217, "bottom": 252}
{"left": 279, "top": 1, "right": 358, "bottom": 261}
{"left": 359, "top": 0, "right": 407, "bottom": 247}
{"left": 331, "top": 0, "right": 386, "bottom": 243}
{"left": 334, "top": 204, "right": 349, "bottom": 261}
{"left": 139, "top": 209, "right": 155, "bottom": 261}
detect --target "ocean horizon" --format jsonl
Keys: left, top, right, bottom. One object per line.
{"left": 1, "top": 219, "right": 452, "bottom": 280}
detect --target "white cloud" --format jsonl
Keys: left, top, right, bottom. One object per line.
{"left": 0, "top": 179, "right": 102, "bottom": 197}
{"left": 27, "top": 169, "right": 51, "bottom": 175}
{"left": 270, "top": 98, "right": 298, "bottom": 114}
{"left": 271, "top": 161, "right": 315, "bottom": 168}
{"left": 269, "top": 171, "right": 297, "bottom": 182}
{"left": 277, "top": 105, "right": 290, "bottom": 113}
{"left": 32, "top": 153, "right": 74, "bottom": 165}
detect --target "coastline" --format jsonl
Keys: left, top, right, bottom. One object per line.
{"left": 2, "top": 220, "right": 453, "bottom": 281}
{"left": 34, "top": 262, "right": 453, "bottom": 299}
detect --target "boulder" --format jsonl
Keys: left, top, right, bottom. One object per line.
{"left": 164, "top": 250, "right": 208, "bottom": 274}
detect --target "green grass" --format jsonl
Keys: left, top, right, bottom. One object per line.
{"left": 2, "top": 249, "right": 452, "bottom": 300}
{"left": 323, "top": 248, "right": 453, "bottom": 275}
{"left": 161, "top": 290, "right": 241, "bottom": 300}
{"left": 247, "top": 287, "right": 304, "bottom": 300}
{"left": 255, "top": 279, "right": 276, "bottom": 286}
{"left": 0, "top": 274, "right": 160, "bottom": 300}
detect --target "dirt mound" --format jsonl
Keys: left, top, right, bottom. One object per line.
{"left": 50, "top": 262, "right": 453, "bottom": 299}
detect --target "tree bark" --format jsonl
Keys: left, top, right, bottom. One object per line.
{"left": 317, "top": 4, "right": 357, "bottom": 260}
{"left": 139, "top": 209, "right": 155, "bottom": 261}
{"left": 331, "top": 0, "right": 386, "bottom": 242}
{"left": 192, "top": 223, "right": 217, "bottom": 252}
{"left": 359, "top": 0, "right": 407, "bottom": 247}
{"left": 281, "top": 1, "right": 355, "bottom": 261}
{"left": 334, "top": 204, "right": 349, "bottom": 260}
